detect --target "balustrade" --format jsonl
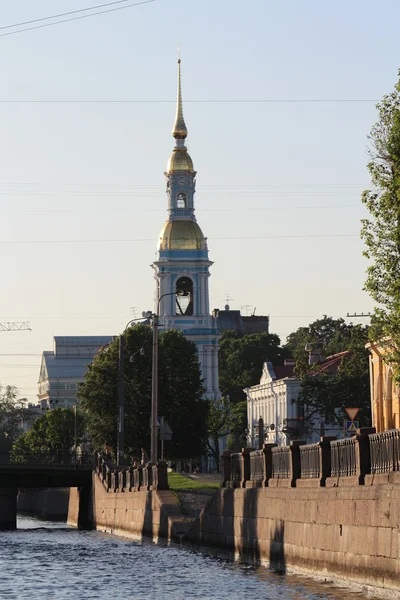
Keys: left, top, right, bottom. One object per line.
{"left": 299, "top": 443, "right": 320, "bottom": 479}
{"left": 230, "top": 453, "right": 243, "bottom": 486}
{"left": 249, "top": 450, "right": 265, "bottom": 483}
{"left": 330, "top": 438, "right": 357, "bottom": 478}
{"left": 369, "top": 429, "right": 400, "bottom": 474}
{"left": 271, "top": 446, "right": 291, "bottom": 479}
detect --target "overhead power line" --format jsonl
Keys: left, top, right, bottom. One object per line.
{"left": 0, "top": 182, "right": 367, "bottom": 187}
{"left": 0, "top": 0, "right": 154, "bottom": 38}
{"left": 0, "top": 98, "right": 378, "bottom": 103}
{"left": 0, "top": 205, "right": 362, "bottom": 213}
{"left": 0, "top": 234, "right": 359, "bottom": 245}
{"left": 0, "top": 0, "right": 133, "bottom": 30}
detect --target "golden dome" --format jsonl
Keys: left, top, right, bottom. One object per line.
{"left": 158, "top": 220, "right": 206, "bottom": 251}
{"left": 167, "top": 148, "right": 194, "bottom": 173}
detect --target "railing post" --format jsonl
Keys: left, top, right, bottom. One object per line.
{"left": 241, "top": 447, "right": 254, "bottom": 488}
{"left": 263, "top": 443, "right": 277, "bottom": 486}
{"left": 152, "top": 461, "right": 169, "bottom": 490}
{"left": 319, "top": 436, "right": 336, "bottom": 485}
{"left": 133, "top": 466, "right": 143, "bottom": 491}
{"left": 221, "top": 450, "right": 233, "bottom": 487}
{"left": 106, "top": 468, "right": 112, "bottom": 491}
{"left": 356, "top": 427, "right": 376, "bottom": 485}
{"left": 290, "top": 440, "right": 306, "bottom": 487}
{"left": 142, "top": 462, "right": 154, "bottom": 490}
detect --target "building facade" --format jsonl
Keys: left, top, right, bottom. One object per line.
{"left": 213, "top": 305, "right": 269, "bottom": 336}
{"left": 245, "top": 361, "right": 302, "bottom": 447}
{"left": 152, "top": 59, "right": 220, "bottom": 400}
{"left": 367, "top": 340, "right": 400, "bottom": 431}
{"left": 38, "top": 336, "right": 113, "bottom": 409}
{"left": 245, "top": 359, "right": 343, "bottom": 447}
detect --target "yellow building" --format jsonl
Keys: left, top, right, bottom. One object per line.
{"left": 367, "top": 341, "right": 400, "bottom": 431}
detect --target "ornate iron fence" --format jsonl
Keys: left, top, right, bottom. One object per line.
{"left": 271, "top": 446, "right": 290, "bottom": 478}
{"left": 299, "top": 442, "right": 320, "bottom": 479}
{"left": 249, "top": 450, "right": 265, "bottom": 482}
{"left": 230, "top": 453, "right": 243, "bottom": 484}
{"left": 330, "top": 438, "right": 357, "bottom": 478}
{"left": 369, "top": 429, "right": 400, "bottom": 474}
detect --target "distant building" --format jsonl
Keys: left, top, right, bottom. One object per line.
{"left": 213, "top": 305, "right": 269, "bottom": 336}
{"left": 21, "top": 404, "right": 43, "bottom": 431}
{"left": 37, "top": 336, "right": 114, "bottom": 410}
{"left": 245, "top": 354, "right": 347, "bottom": 447}
{"left": 366, "top": 340, "right": 399, "bottom": 431}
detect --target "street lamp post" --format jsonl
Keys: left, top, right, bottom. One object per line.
{"left": 150, "top": 289, "right": 186, "bottom": 464}
{"left": 150, "top": 311, "right": 159, "bottom": 465}
{"left": 117, "top": 316, "right": 149, "bottom": 466}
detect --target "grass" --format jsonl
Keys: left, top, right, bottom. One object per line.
{"left": 167, "top": 472, "right": 220, "bottom": 492}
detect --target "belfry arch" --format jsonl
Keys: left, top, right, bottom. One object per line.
{"left": 176, "top": 276, "right": 193, "bottom": 315}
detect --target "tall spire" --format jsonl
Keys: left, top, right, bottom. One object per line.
{"left": 172, "top": 51, "right": 188, "bottom": 140}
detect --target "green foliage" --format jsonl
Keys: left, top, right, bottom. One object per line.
{"left": 361, "top": 71, "right": 400, "bottom": 379}
{"left": 218, "top": 331, "right": 290, "bottom": 403}
{"left": 78, "top": 325, "right": 207, "bottom": 460}
{"left": 0, "top": 385, "right": 27, "bottom": 451}
{"left": 205, "top": 396, "right": 240, "bottom": 466}
{"left": 285, "top": 316, "right": 361, "bottom": 377}
{"left": 287, "top": 318, "right": 371, "bottom": 427}
{"left": 12, "top": 408, "right": 85, "bottom": 456}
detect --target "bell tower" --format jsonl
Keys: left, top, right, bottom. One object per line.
{"left": 152, "top": 58, "right": 220, "bottom": 400}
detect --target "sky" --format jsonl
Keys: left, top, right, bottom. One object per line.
{"left": 0, "top": 0, "right": 399, "bottom": 402}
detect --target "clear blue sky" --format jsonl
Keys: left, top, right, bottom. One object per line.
{"left": 0, "top": 0, "right": 399, "bottom": 401}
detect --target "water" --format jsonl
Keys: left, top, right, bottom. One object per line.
{"left": 0, "top": 515, "right": 374, "bottom": 600}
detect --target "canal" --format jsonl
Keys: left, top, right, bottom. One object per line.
{"left": 0, "top": 515, "right": 375, "bottom": 599}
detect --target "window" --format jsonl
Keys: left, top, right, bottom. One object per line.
{"left": 177, "top": 192, "right": 187, "bottom": 208}
{"left": 175, "top": 276, "right": 193, "bottom": 316}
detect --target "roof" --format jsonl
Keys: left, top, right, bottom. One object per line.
{"left": 312, "top": 351, "right": 349, "bottom": 375}
{"left": 40, "top": 335, "right": 114, "bottom": 382}
{"left": 43, "top": 353, "right": 94, "bottom": 380}
{"left": 54, "top": 336, "right": 113, "bottom": 347}
{"left": 274, "top": 364, "right": 295, "bottom": 379}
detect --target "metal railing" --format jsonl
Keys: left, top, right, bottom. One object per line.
{"left": 330, "top": 438, "right": 357, "bottom": 478}
{"left": 2, "top": 451, "right": 93, "bottom": 468}
{"left": 299, "top": 442, "right": 321, "bottom": 479}
{"left": 230, "top": 453, "right": 243, "bottom": 484}
{"left": 369, "top": 429, "right": 400, "bottom": 474}
{"left": 249, "top": 450, "right": 265, "bottom": 482}
{"left": 271, "top": 446, "right": 291, "bottom": 478}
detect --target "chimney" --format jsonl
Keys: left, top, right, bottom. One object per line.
{"left": 305, "top": 343, "right": 322, "bottom": 365}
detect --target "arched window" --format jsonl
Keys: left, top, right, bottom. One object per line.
{"left": 175, "top": 276, "right": 193, "bottom": 316}
{"left": 177, "top": 192, "right": 187, "bottom": 208}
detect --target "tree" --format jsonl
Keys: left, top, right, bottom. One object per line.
{"left": 285, "top": 316, "right": 358, "bottom": 377}
{"left": 12, "top": 408, "right": 85, "bottom": 457}
{"left": 218, "top": 331, "right": 290, "bottom": 403}
{"left": 286, "top": 317, "right": 371, "bottom": 429}
{"left": 206, "top": 397, "right": 246, "bottom": 468}
{"left": 0, "top": 385, "right": 27, "bottom": 451}
{"left": 361, "top": 70, "right": 400, "bottom": 380}
{"left": 78, "top": 325, "right": 207, "bottom": 460}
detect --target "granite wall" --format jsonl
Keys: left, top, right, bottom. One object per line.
{"left": 187, "top": 484, "right": 400, "bottom": 597}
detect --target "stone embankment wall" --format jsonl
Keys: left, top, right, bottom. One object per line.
{"left": 187, "top": 485, "right": 400, "bottom": 597}
{"left": 18, "top": 488, "right": 70, "bottom": 520}
{"left": 68, "top": 473, "right": 189, "bottom": 540}
{"left": 68, "top": 439, "right": 400, "bottom": 598}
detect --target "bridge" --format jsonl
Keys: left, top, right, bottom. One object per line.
{"left": 0, "top": 452, "right": 93, "bottom": 530}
